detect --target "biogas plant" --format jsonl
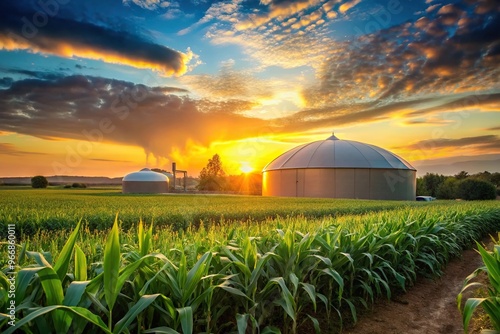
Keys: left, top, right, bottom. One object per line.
{"left": 122, "top": 133, "right": 416, "bottom": 200}
{"left": 262, "top": 134, "right": 416, "bottom": 200}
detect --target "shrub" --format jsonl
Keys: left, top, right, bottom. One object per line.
{"left": 457, "top": 178, "right": 496, "bottom": 200}
{"left": 437, "top": 177, "right": 458, "bottom": 199}
{"left": 64, "top": 184, "right": 72, "bottom": 188}
{"left": 31, "top": 175, "right": 48, "bottom": 188}
{"left": 72, "top": 183, "right": 87, "bottom": 188}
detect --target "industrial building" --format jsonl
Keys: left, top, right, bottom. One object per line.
{"left": 122, "top": 168, "right": 169, "bottom": 194}
{"left": 262, "top": 134, "right": 416, "bottom": 200}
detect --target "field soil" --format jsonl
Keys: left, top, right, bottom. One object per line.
{"left": 344, "top": 242, "right": 489, "bottom": 334}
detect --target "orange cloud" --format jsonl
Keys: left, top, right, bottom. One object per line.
{"left": 236, "top": 0, "right": 321, "bottom": 30}
{"left": 339, "top": 0, "right": 361, "bottom": 14}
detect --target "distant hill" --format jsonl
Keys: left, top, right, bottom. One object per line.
{"left": 0, "top": 175, "right": 122, "bottom": 185}
{"left": 413, "top": 154, "right": 500, "bottom": 176}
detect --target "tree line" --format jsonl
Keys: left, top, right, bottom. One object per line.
{"left": 197, "top": 154, "right": 262, "bottom": 195}
{"left": 417, "top": 171, "right": 499, "bottom": 200}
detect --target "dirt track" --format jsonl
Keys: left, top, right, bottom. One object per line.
{"left": 343, "top": 245, "right": 486, "bottom": 334}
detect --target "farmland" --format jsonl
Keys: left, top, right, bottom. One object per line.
{"left": 1, "top": 188, "right": 500, "bottom": 333}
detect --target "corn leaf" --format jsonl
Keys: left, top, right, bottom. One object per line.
{"left": 2, "top": 305, "right": 110, "bottom": 334}
{"left": 144, "top": 327, "right": 180, "bottom": 334}
{"left": 177, "top": 306, "right": 193, "bottom": 334}
{"left": 104, "top": 216, "right": 121, "bottom": 312}
{"left": 113, "top": 294, "right": 162, "bottom": 334}
{"left": 63, "top": 281, "right": 90, "bottom": 307}
{"left": 74, "top": 244, "right": 87, "bottom": 282}
{"left": 54, "top": 220, "right": 81, "bottom": 281}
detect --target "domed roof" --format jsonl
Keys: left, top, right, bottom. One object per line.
{"left": 264, "top": 134, "right": 415, "bottom": 171}
{"left": 123, "top": 168, "right": 169, "bottom": 182}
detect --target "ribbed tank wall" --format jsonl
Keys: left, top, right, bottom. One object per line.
{"left": 262, "top": 168, "right": 416, "bottom": 200}
{"left": 122, "top": 181, "right": 169, "bottom": 194}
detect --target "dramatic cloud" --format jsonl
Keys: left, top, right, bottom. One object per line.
{"left": 123, "top": 0, "right": 177, "bottom": 10}
{"left": 0, "top": 75, "right": 268, "bottom": 161}
{"left": 0, "top": 77, "right": 13, "bottom": 87}
{"left": 302, "top": 0, "right": 500, "bottom": 108}
{"left": 273, "top": 92, "right": 500, "bottom": 132}
{"left": 235, "top": 0, "right": 322, "bottom": 31}
{"left": 397, "top": 135, "right": 500, "bottom": 151}
{"left": 0, "top": 68, "right": 64, "bottom": 81}
{"left": 339, "top": 0, "right": 361, "bottom": 14}
{"left": 0, "top": 2, "right": 192, "bottom": 76}
{"left": 180, "top": 64, "right": 274, "bottom": 100}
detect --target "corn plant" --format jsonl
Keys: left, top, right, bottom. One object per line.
{"left": 458, "top": 234, "right": 500, "bottom": 333}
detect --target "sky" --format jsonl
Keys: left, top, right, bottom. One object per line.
{"left": 0, "top": 0, "right": 499, "bottom": 177}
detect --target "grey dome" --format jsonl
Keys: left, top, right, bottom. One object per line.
{"left": 123, "top": 168, "right": 169, "bottom": 182}
{"left": 264, "top": 134, "right": 415, "bottom": 171}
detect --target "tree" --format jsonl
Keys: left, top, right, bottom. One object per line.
{"left": 454, "top": 171, "right": 469, "bottom": 180}
{"left": 437, "top": 177, "right": 458, "bottom": 199}
{"left": 197, "top": 154, "right": 227, "bottom": 191}
{"left": 456, "top": 178, "right": 496, "bottom": 200}
{"left": 420, "top": 173, "right": 446, "bottom": 197}
{"left": 31, "top": 175, "right": 48, "bottom": 188}
{"left": 416, "top": 178, "right": 427, "bottom": 196}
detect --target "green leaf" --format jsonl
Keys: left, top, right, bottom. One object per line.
{"left": 113, "top": 294, "right": 162, "bottom": 334}
{"left": 16, "top": 267, "right": 41, "bottom": 305}
{"left": 462, "top": 298, "right": 484, "bottom": 332}
{"left": 74, "top": 244, "right": 87, "bottom": 281}
{"left": 26, "top": 251, "right": 52, "bottom": 267}
{"left": 307, "top": 314, "right": 321, "bottom": 334}
{"left": 104, "top": 215, "right": 121, "bottom": 313}
{"left": 236, "top": 313, "right": 249, "bottom": 334}
{"left": 184, "top": 252, "right": 212, "bottom": 302}
{"left": 37, "top": 266, "right": 68, "bottom": 332}
{"left": 144, "top": 328, "right": 180, "bottom": 334}
{"left": 63, "top": 281, "right": 90, "bottom": 306}
{"left": 261, "top": 326, "right": 281, "bottom": 334}
{"left": 54, "top": 220, "right": 81, "bottom": 281}
{"left": 177, "top": 306, "right": 193, "bottom": 334}
{"left": 301, "top": 283, "right": 317, "bottom": 312}
{"left": 270, "top": 277, "right": 296, "bottom": 321}
{"left": 2, "top": 305, "right": 111, "bottom": 334}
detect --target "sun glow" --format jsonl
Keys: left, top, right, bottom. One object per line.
{"left": 240, "top": 162, "right": 254, "bottom": 174}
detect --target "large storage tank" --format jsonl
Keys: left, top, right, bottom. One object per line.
{"left": 122, "top": 168, "right": 169, "bottom": 194}
{"left": 262, "top": 134, "right": 416, "bottom": 200}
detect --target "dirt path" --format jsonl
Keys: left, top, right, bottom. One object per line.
{"left": 343, "top": 246, "right": 485, "bottom": 334}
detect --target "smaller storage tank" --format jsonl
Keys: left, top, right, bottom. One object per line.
{"left": 122, "top": 168, "right": 169, "bottom": 194}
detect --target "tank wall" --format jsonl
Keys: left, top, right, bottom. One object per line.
{"left": 122, "top": 181, "right": 169, "bottom": 194}
{"left": 262, "top": 168, "right": 416, "bottom": 200}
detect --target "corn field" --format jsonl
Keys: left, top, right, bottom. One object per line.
{"left": 1, "top": 195, "right": 499, "bottom": 333}
{"left": 0, "top": 188, "right": 428, "bottom": 237}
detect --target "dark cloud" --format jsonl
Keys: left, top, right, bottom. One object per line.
{"left": 0, "top": 75, "right": 267, "bottom": 160}
{"left": 486, "top": 126, "right": 500, "bottom": 131}
{"left": 0, "top": 2, "right": 192, "bottom": 76}
{"left": 0, "top": 68, "right": 64, "bottom": 81}
{"left": 0, "top": 77, "right": 13, "bottom": 87}
{"left": 396, "top": 135, "right": 500, "bottom": 151}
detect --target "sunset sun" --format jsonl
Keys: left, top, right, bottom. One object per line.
{"left": 240, "top": 163, "right": 254, "bottom": 174}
